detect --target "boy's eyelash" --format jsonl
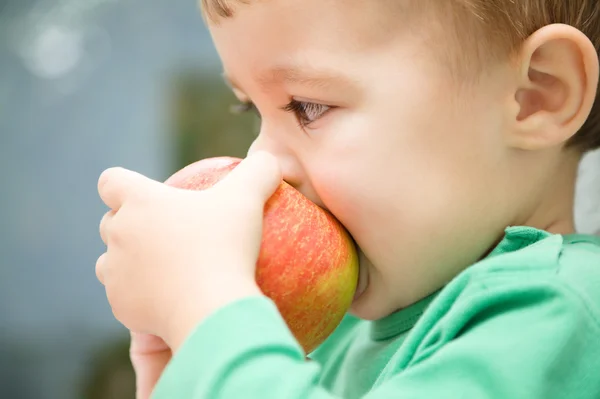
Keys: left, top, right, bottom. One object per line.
{"left": 230, "top": 102, "right": 259, "bottom": 116}
{"left": 229, "top": 102, "right": 261, "bottom": 137}
{"left": 230, "top": 100, "right": 331, "bottom": 128}
{"left": 281, "top": 100, "right": 330, "bottom": 128}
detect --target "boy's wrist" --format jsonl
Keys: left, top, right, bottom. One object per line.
{"left": 166, "top": 278, "right": 263, "bottom": 352}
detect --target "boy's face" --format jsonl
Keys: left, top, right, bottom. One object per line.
{"left": 208, "top": 1, "right": 517, "bottom": 320}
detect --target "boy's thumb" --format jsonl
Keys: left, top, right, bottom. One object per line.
{"left": 98, "top": 167, "right": 161, "bottom": 209}
{"left": 216, "top": 151, "right": 282, "bottom": 203}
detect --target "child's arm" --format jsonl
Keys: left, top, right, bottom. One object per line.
{"left": 151, "top": 267, "right": 600, "bottom": 399}
{"left": 129, "top": 332, "right": 171, "bottom": 399}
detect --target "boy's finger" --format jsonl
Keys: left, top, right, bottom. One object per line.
{"left": 98, "top": 167, "right": 132, "bottom": 210}
{"left": 96, "top": 252, "right": 107, "bottom": 285}
{"left": 130, "top": 332, "right": 170, "bottom": 354}
{"left": 99, "top": 210, "right": 116, "bottom": 245}
{"left": 217, "top": 151, "right": 282, "bottom": 203}
{"left": 130, "top": 332, "right": 172, "bottom": 399}
{"left": 98, "top": 167, "right": 159, "bottom": 209}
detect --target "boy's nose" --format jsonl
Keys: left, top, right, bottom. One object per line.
{"left": 247, "top": 137, "right": 325, "bottom": 208}
{"left": 247, "top": 137, "right": 303, "bottom": 188}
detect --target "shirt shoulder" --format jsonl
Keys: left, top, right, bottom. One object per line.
{"left": 465, "top": 229, "right": 600, "bottom": 321}
{"left": 371, "top": 230, "right": 600, "bottom": 397}
{"left": 555, "top": 234, "right": 600, "bottom": 322}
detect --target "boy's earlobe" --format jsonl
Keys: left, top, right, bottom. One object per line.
{"left": 507, "top": 24, "right": 599, "bottom": 151}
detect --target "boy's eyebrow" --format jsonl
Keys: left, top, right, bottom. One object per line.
{"left": 259, "top": 65, "right": 358, "bottom": 89}
{"left": 222, "top": 65, "right": 358, "bottom": 91}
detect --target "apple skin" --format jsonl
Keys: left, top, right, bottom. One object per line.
{"left": 165, "top": 156, "right": 359, "bottom": 354}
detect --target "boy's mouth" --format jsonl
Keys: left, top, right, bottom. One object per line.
{"left": 352, "top": 249, "right": 369, "bottom": 301}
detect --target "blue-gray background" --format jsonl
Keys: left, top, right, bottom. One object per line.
{"left": 1, "top": 1, "right": 599, "bottom": 398}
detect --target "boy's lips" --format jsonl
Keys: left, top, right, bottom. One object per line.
{"left": 353, "top": 249, "right": 369, "bottom": 300}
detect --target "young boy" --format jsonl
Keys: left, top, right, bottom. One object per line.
{"left": 95, "top": 1, "right": 600, "bottom": 398}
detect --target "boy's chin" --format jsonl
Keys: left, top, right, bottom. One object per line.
{"left": 349, "top": 297, "right": 396, "bottom": 321}
{"left": 349, "top": 298, "right": 382, "bottom": 321}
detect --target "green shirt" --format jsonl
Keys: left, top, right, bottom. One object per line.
{"left": 152, "top": 226, "right": 600, "bottom": 398}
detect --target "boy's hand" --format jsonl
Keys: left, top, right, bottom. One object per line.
{"left": 96, "top": 152, "right": 281, "bottom": 350}
{"left": 129, "top": 332, "right": 171, "bottom": 399}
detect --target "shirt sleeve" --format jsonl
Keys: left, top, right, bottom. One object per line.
{"left": 151, "top": 277, "right": 600, "bottom": 399}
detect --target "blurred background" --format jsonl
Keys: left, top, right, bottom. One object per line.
{"left": 0, "top": 0, "right": 598, "bottom": 398}
{"left": 0, "top": 0, "right": 257, "bottom": 398}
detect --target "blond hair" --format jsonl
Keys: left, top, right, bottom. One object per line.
{"left": 200, "top": 0, "right": 600, "bottom": 152}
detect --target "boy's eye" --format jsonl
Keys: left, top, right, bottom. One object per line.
{"left": 229, "top": 99, "right": 332, "bottom": 129}
{"left": 230, "top": 101, "right": 260, "bottom": 118}
{"left": 230, "top": 101, "right": 261, "bottom": 136}
{"left": 282, "top": 100, "right": 331, "bottom": 128}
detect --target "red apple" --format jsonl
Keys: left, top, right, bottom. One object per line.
{"left": 165, "top": 156, "right": 359, "bottom": 353}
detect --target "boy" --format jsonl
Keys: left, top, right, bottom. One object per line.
{"left": 95, "top": 1, "right": 600, "bottom": 398}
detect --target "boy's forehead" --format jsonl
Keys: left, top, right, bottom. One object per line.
{"left": 205, "top": 0, "right": 425, "bottom": 40}
{"left": 202, "top": 0, "right": 426, "bottom": 13}
{"left": 208, "top": 0, "right": 431, "bottom": 66}
{"left": 209, "top": 0, "right": 441, "bottom": 92}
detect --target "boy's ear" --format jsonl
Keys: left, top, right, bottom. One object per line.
{"left": 507, "top": 23, "right": 599, "bottom": 151}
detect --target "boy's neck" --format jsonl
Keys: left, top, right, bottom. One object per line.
{"left": 520, "top": 150, "right": 581, "bottom": 235}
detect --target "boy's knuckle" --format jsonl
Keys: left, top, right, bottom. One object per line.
{"left": 108, "top": 218, "right": 127, "bottom": 244}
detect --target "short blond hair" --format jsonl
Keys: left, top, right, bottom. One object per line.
{"left": 200, "top": 0, "right": 600, "bottom": 152}
{"left": 455, "top": 0, "right": 600, "bottom": 151}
